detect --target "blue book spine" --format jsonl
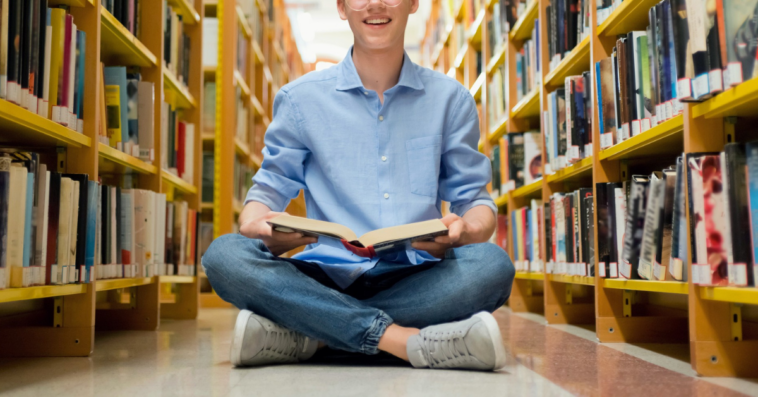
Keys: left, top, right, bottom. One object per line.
{"left": 76, "top": 31, "right": 86, "bottom": 120}
{"left": 595, "top": 62, "right": 604, "bottom": 136}
{"left": 22, "top": 173, "right": 34, "bottom": 267}
{"left": 0, "top": 158, "right": 9, "bottom": 269}
{"left": 83, "top": 180, "right": 97, "bottom": 283}
{"left": 104, "top": 66, "right": 129, "bottom": 146}
{"left": 747, "top": 143, "right": 758, "bottom": 275}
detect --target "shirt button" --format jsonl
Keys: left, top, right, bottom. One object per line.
{"left": 383, "top": 193, "right": 389, "bottom": 199}
{"left": 379, "top": 115, "right": 384, "bottom": 121}
{"left": 381, "top": 156, "right": 387, "bottom": 162}
{"left": 363, "top": 91, "right": 368, "bottom": 95}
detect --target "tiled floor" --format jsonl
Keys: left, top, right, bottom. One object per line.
{"left": 1, "top": 307, "right": 757, "bottom": 397}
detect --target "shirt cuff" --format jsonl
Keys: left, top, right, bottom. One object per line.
{"left": 244, "top": 183, "right": 290, "bottom": 212}
{"left": 451, "top": 198, "right": 497, "bottom": 218}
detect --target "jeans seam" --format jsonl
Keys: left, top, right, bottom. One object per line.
{"left": 360, "top": 311, "right": 393, "bottom": 355}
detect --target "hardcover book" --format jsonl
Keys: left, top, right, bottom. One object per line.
{"left": 723, "top": 143, "right": 753, "bottom": 286}
{"left": 268, "top": 215, "right": 448, "bottom": 258}
{"left": 621, "top": 175, "right": 649, "bottom": 279}
{"left": 638, "top": 171, "right": 663, "bottom": 280}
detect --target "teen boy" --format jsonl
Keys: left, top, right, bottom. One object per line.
{"left": 202, "top": 0, "right": 515, "bottom": 371}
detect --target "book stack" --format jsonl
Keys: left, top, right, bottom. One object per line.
{"left": 100, "top": 66, "right": 156, "bottom": 161}
{"left": 490, "top": 131, "right": 542, "bottom": 196}
{"left": 487, "top": 1, "right": 508, "bottom": 56}
{"left": 595, "top": 161, "right": 684, "bottom": 282}
{"left": 487, "top": 63, "right": 507, "bottom": 128}
{"left": 101, "top": 0, "right": 141, "bottom": 36}
{"left": 0, "top": 152, "right": 96, "bottom": 289}
{"left": 515, "top": 28, "right": 540, "bottom": 102}
{"left": 161, "top": 103, "right": 196, "bottom": 184}
{"left": 0, "top": 4, "right": 87, "bottom": 132}
{"left": 545, "top": 188, "right": 595, "bottom": 276}
{"left": 545, "top": 73, "right": 593, "bottom": 172}
{"left": 164, "top": 0, "right": 191, "bottom": 85}
{"left": 499, "top": 0, "right": 527, "bottom": 33}
{"left": 546, "top": 0, "right": 591, "bottom": 71}
{"left": 96, "top": 187, "right": 199, "bottom": 279}
{"left": 511, "top": 199, "right": 544, "bottom": 273}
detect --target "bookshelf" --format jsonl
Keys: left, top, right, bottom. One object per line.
{"left": 0, "top": 0, "right": 205, "bottom": 357}
{"left": 198, "top": 0, "right": 310, "bottom": 306}
{"left": 422, "top": 0, "right": 758, "bottom": 377}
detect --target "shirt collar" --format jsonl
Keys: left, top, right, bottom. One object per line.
{"left": 336, "top": 46, "right": 424, "bottom": 92}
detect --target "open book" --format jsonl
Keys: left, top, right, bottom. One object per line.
{"left": 268, "top": 215, "right": 448, "bottom": 258}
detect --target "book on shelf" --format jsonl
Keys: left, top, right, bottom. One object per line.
{"left": 546, "top": 0, "right": 590, "bottom": 71}
{"left": 234, "top": 157, "right": 255, "bottom": 204}
{"left": 0, "top": 4, "right": 85, "bottom": 132}
{"left": 490, "top": 132, "right": 541, "bottom": 194}
{"left": 487, "top": 63, "right": 507, "bottom": 128}
{"left": 546, "top": 73, "right": 592, "bottom": 171}
{"left": 202, "top": 17, "right": 218, "bottom": 68}
{"left": 515, "top": 28, "right": 540, "bottom": 102}
{"left": 164, "top": 0, "right": 191, "bottom": 85}
{"left": 101, "top": 0, "right": 142, "bottom": 37}
{"left": 268, "top": 215, "right": 448, "bottom": 258}
{"left": 544, "top": 189, "right": 593, "bottom": 276}
{"left": 159, "top": 104, "right": 196, "bottom": 183}
{"left": 511, "top": 202, "right": 544, "bottom": 272}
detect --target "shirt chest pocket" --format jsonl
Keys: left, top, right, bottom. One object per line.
{"left": 406, "top": 135, "right": 442, "bottom": 198}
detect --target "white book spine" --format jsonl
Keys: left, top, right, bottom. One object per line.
{"left": 57, "top": 178, "right": 74, "bottom": 284}
{"left": 8, "top": 167, "right": 28, "bottom": 287}
{"left": 68, "top": 181, "right": 80, "bottom": 276}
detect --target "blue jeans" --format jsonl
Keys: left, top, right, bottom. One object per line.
{"left": 202, "top": 234, "right": 515, "bottom": 355}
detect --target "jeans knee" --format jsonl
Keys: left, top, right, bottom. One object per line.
{"left": 201, "top": 234, "right": 268, "bottom": 276}
{"left": 479, "top": 243, "right": 515, "bottom": 285}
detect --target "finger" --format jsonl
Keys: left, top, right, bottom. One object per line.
{"left": 433, "top": 235, "right": 453, "bottom": 244}
{"left": 447, "top": 220, "right": 463, "bottom": 244}
{"left": 412, "top": 241, "right": 449, "bottom": 252}
{"left": 440, "top": 213, "right": 461, "bottom": 227}
{"left": 271, "top": 230, "right": 305, "bottom": 241}
{"left": 264, "top": 211, "right": 284, "bottom": 220}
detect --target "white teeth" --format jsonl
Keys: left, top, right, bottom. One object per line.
{"left": 366, "top": 19, "right": 389, "bottom": 24}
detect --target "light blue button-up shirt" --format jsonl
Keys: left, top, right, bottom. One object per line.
{"left": 245, "top": 48, "right": 497, "bottom": 288}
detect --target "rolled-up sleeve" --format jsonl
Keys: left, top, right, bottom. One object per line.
{"left": 245, "top": 89, "right": 309, "bottom": 212}
{"left": 438, "top": 88, "right": 497, "bottom": 217}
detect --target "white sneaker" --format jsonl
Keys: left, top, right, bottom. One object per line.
{"left": 406, "top": 312, "right": 508, "bottom": 371}
{"left": 230, "top": 310, "right": 318, "bottom": 367}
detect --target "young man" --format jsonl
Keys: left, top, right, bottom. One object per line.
{"left": 202, "top": 0, "right": 515, "bottom": 371}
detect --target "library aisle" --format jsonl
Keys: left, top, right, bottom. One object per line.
{"left": 1, "top": 306, "right": 756, "bottom": 396}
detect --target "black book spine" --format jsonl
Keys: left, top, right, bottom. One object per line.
{"left": 20, "top": 0, "right": 33, "bottom": 93}
{"left": 63, "top": 174, "right": 89, "bottom": 278}
{"left": 46, "top": 173, "right": 61, "bottom": 284}
{"left": 564, "top": 196, "right": 574, "bottom": 263}
{"left": 7, "top": 0, "right": 22, "bottom": 90}
{"left": 508, "top": 133, "right": 525, "bottom": 188}
{"left": 101, "top": 185, "right": 109, "bottom": 266}
{"left": 595, "top": 183, "right": 609, "bottom": 271}
{"left": 622, "top": 176, "right": 649, "bottom": 279}
{"left": 586, "top": 195, "right": 595, "bottom": 276}
{"left": 36, "top": 0, "right": 47, "bottom": 99}
{"left": 606, "top": 183, "right": 619, "bottom": 268}
{"left": 115, "top": 186, "right": 122, "bottom": 267}
{"left": 573, "top": 192, "right": 581, "bottom": 264}
{"left": 725, "top": 144, "right": 753, "bottom": 285}
{"left": 657, "top": 3, "right": 668, "bottom": 103}
{"left": 671, "top": 0, "right": 688, "bottom": 81}
{"left": 626, "top": 32, "right": 637, "bottom": 120}
{"left": 0, "top": 158, "right": 9, "bottom": 270}
{"left": 28, "top": 0, "right": 41, "bottom": 100}
{"left": 546, "top": 5, "right": 553, "bottom": 60}
{"left": 579, "top": 188, "right": 592, "bottom": 265}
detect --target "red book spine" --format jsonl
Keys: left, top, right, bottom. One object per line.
{"left": 177, "top": 121, "right": 186, "bottom": 178}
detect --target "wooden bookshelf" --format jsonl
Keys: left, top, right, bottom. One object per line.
{"left": 422, "top": 0, "right": 758, "bottom": 377}
{"left": 0, "top": 0, "right": 205, "bottom": 357}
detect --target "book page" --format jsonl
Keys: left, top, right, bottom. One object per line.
{"left": 268, "top": 214, "right": 358, "bottom": 242}
{"left": 358, "top": 219, "right": 447, "bottom": 248}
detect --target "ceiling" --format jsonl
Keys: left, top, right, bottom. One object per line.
{"left": 284, "top": 0, "right": 432, "bottom": 65}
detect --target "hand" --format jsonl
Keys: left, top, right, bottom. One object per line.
{"left": 411, "top": 213, "right": 469, "bottom": 259}
{"left": 240, "top": 211, "right": 318, "bottom": 256}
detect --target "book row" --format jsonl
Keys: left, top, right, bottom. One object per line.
{"left": 101, "top": 0, "right": 141, "bottom": 37}
{"left": 0, "top": 151, "right": 200, "bottom": 290}
{"left": 488, "top": 63, "right": 507, "bottom": 126}
{"left": 545, "top": 73, "right": 593, "bottom": 173}
{"left": 164, "top": 0, "right": 191, "bottom": 85}
{"left": 510, "top": 199, "right": 546, "bottom": 273}
{"left": 546, "top": 0, "right": 590, "bottom": 71}
{"left": 515, "top": 29, "right": 540, "bottom": 102}
{"left": 0, "top": 4, "right": 86, "bottom": 131}
{"left": 201, "top": 152, "right": 254, "bottom": 209}
{"left": 545, "top": 189, "right": 595, "bottom": 276}
{"left": 490, "top": 131, "right": 542, "bottom": 196}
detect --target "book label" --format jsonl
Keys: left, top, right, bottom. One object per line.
{"left": 673, "top": 99, "right": 683, "bottom": 115}
{"left": 727, "top": 62, "right": 742, "bottom": 87}
{"left": 709, "top": 69, "right": 723, "bottom": 94}
{"left": 621, "top": 123, "right": 630, "bottom": 140}
{"left": 731, "top": 264, "right": 748, "bottom": 287}
{"left": 631, "top": 120, "right": 641, "bottom": 137}
{"left": 7, "top": 82, "right": 20, "bottom": 105}
{"left": 677, "top": 78, "right": 692, "bottom": 100}
{"left": 653, "top": 261, "right": 665, "bottom": 280}
{"left": 599, "top": 262, "right": 606, "bottom": 278}
{"left": 619, "top": 261, "right": 631, "bottom": 279}
{"left": 585, "top": 143, "right": 593, "bottom": 156}
{"left": 641, "top": 118, "right": 651, "bottom": 132}
{"left": 569, "top": 145, "right": 580, "bottom": 161}
{"left": 665, "top": 101, "right": 673, "bottom": 120}
{"left": 610, "top": 262, "right": 618, "bottom": 278}
{"left": 600, "top": 133, "right": 613, "bottom": 149}
{"left": 692, "top": 74, "right": 710, "bottom": 100}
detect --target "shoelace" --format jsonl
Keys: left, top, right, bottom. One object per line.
{"left": 260, "top": 327, "right": 300, "bottom": 361}
{"left": 422, "top": 330, "right": 471, "bottom": 368}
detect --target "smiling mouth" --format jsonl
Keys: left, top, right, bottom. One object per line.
{"left": 364, "top": 18, "right": 391, "bottom": 25}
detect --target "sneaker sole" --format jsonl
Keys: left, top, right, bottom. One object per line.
{"left": 231, "top": 309, "right": 254, "bottom": 367}
{"left": 473, "top": 312, "right": 508, "bottom": 370}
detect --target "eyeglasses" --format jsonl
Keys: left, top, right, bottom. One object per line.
{"left": 345, "top": 0, "right": 403, "bottom": 12}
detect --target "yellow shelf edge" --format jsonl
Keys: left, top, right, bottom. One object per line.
{"left": 510, "top": 179, "right": 543, "bottom": 199}
{"left": 252, "top": 96, "right": 265, "bottom": 117}
{"left": 597, "top": 0, "right": 661, "bottom": 38}
{"left": 431, "top": 25, "right": 453, "bottom": 67}
{"left": 487, "top": 115, "right": 509, "bottom": 143}
{"left": 0, "top": 99, "right": 91, "bottom": 148}
{"left": 454, "top": 42, "right": 470, "bottom": 70}
{"left": 250, "top": 153, "right": 262, "bottom": 168}
{"left": 253, "top": 40, "right": 265, "bottom": 65}
{"left": 468, "top": 10, "right": 486, "bottom": 44}
{"left": 470, "top": 73, "right": 485, "bottom": 101}
{"left": 159, "top": 275, "right": 196, "bottom": 284}
{"left": 234, "top": 70, "right": 251, "bottom": 98}
{"left": 515, "top": 271, "right": 545, "bottom": 280}
{"left": 548, "top": 274, "right": 595, "bottom": 286}
{"left": 546, "top": 156, "right": 594, "bottom": 184}
{"left": 487, "top": 46, "right": 507, "bottom": 75}
{"left": 700, "top": 286, "right": 758, "bottom": 305}
{"left": 96, "top": 277, "right": 155, "bottom": 291}
{"left": 100, "top": 8, "right": 157, "bottom": 67}
{"left": 544, "top": 36, "right": 590, "bottom": 89}
{"left": 235, "top": 137, "right": 250, "bottom": 158}
{"left": 510, "top": 89, "right": 540, "bottom": 120}
{"left": 161, "top": 169, "right": 198, "bottom": 195}
{"left": 236, "top": 5, "right": 253, "bottom": 39}
{"left": 163, "top": 67, "right": 197, "bottom": 109}
{"left": 168, "top": 0, "right": 201, "bottom": 25}
{"left": 494, "top": 193, "right": 509, "bottom": 207}
{"left": 201, "top": 132, "right": 214, "bottom": 141}
{"left": 598, "top": 115, "right": 684, "bottom": 161}
{"left": 508, "top": 0, "right": 539, "bottom": 42}
{"left": 200, "top": 202, "right": 213, "bottom": 211}
{"left": 98, "top": 143, "right": 158, "bottom": 175}
{"left": 603, "top": 279, "right": 688, "bottom": 294}
{"left": 692, "top": 76, "right": 758, "bottom": 119}
{"left": 233, "top": 199, "right": 244, "bottom": 215}
{"left": 0, "top": 284, "right": 88, "bottom": 304}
